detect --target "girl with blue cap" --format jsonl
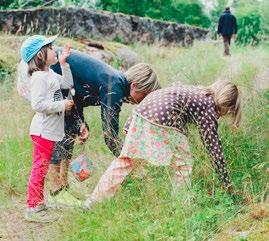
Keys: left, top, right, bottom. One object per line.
{"left": 17, "top": 39, "right": 161, "bottom": 208}
{"left": 21, "top": 35, "right": 74, "bottom": 222}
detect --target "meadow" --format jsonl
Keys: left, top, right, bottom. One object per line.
{"left": 0, "top": 34, "right": 268, "bottom": 241}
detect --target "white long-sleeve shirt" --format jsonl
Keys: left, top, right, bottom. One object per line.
{"left": 29, "top": 64, "right": 73, "bottom": 141}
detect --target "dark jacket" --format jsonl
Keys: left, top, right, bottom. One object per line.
{"left": 51, "top": 48, "right": 130, "bottom": 156}
{"left": 217, "top": 10, "right": 237, "bottom": 36}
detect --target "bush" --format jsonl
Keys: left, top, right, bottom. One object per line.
{"left": 236, "top": 12, "right": 261, "bottom": 46}
{"left": 98, "top": 0, "right": 210, "bottom": 28}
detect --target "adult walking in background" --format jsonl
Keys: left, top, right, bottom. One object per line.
{"left": 217, "top": 7, "right": 237, "bottom": 56}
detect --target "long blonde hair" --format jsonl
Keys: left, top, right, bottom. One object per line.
{"left": 124, "top": 63, "right": 161, "bottom": 93}
{"left": 202, "top": 80, "right": 241, "bottom": 128}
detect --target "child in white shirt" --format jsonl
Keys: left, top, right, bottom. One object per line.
{"left": 21, "top": 35, "right": 74, "bottom": 222}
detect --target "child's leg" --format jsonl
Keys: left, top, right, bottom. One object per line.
{"left": 172, "top": 141, "right": 193, "bottom": 189}
{"left": 27, "top": 136, "right": 54, "bottom": 208}
{"left": 88, "top": 157, "right": 135, "bottom": 203}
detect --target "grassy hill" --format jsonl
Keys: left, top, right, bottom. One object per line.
{"left": 0, "top": 34, "right": 268, "bottom": 241}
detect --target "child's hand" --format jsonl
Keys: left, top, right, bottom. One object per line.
{"left": 59, "top": 44, "right": 71, "bottom": 66}
{"left": 64, "top": 99, "right": 74, "bottom": 111}
{"left": 78, "top": 123, "right": 89, "bottom": 144}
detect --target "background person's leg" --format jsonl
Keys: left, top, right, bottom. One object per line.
{"left": 228, "top": 35, "right": 232, "bottom": 45}
{"left": 223, "top": 35, "right": 231, "bottom": 56}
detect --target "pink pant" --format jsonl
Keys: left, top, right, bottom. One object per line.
{"left": 90, "top": 157, "right": 134, "bottom": 202}
{"left": 90, "top": 156, "right": 192, "bottom": 203}
{"left": 27, "top": 135, "right": 55, "bottom": 208}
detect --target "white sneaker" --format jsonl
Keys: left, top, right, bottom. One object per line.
{"left": 25, "top": 205, "right": 58, "bottom": 223}
{"left": 83, "top": 198, "right": 97, "bottom": 211}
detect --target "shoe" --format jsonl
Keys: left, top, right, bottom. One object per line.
{"left": 25, "top": 205, "right": 58, "bottom": 223}
{"left": 83, "top": 197, "right": 97, "bottom": 211}
{"left": 47, "top": 190, "right": 82, "bottom": 209}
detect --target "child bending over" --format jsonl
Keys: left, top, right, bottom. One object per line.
{"left": 84, "top": 80, "right": 241, "bottom": 208}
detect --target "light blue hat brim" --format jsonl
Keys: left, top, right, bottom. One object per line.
{"left": 43, "top": 35, "right": 58, "bottom": 46}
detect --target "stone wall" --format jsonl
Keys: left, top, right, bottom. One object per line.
{"left": 0, "top": 8, "right": 209, "bottom": 46}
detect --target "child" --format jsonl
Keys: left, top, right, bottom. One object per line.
{"left": 17, "top": 45, "right": 161, "bottom": 208}
{"left": 84, "top": 80, "right": 241, "bottom": 208}
{"left": 21, "top": 35, "right": 74, "bottom": 222}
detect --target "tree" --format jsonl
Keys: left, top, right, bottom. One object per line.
{"left": 97, "top": 0, "right": 210, "bottom": 28}
{"left": 233, "top": 0, "right": 262, "bottom": 45}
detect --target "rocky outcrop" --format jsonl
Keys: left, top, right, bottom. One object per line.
{"left": 0, "top": 8, "right": 209, "bottom": 46}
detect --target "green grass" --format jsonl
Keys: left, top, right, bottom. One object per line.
{"left": 0, "top": 35, "right": 268, "bottom": 240}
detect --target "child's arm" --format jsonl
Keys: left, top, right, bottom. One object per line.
{"left": 72, "top": 103, "right": 89, "bottom": 143}
{"left": 30, "top": 73, "right": 66, "bottom": 114}
{"left": 123, "top": 116, "right": 133, "bottom": 135}
{"left": 198, "top": 117, "right": 232, "bottom": 189}
{"left": 59, "top": 64, "right": 74, "bottom": 89}
{"left": 57, "top": 45, "right": 74, "bottom": 89}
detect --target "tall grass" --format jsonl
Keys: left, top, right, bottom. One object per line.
{"left": 0, "top": 35, "right": 268, "bottom": 240}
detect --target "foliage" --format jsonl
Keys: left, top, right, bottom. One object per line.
{"left": 0, "top": 0, "right": 210, "bottom": 28}
{"left": 232, "top": 1, "right": 262, "bottom": 46}
{"left": 97, "top": 0, "right": 211, "bottom": 28}
{"left": 0, "top": 35, "right": 268, "bottom": 240}
{"left": 236, "top": 11, "right": 261, "bottom": 46}
{"left": 210, "top": 0, "right": 228, "bottom": 36}
{"left": 259, "top": 0, "right": 269, "bottom": 36}
{"left": 0, "top": 0, "right": 50, "bottom": 9}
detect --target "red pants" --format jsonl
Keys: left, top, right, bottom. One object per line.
{"left": 27, "top": 135, "right": 55, "bottom": 208}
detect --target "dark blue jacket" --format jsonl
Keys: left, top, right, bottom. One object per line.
{"left": 51, "top": 48, "right": 130, "bottom": 156}
{"left": 217, "top": 10, "right": 237, "bottom": 36}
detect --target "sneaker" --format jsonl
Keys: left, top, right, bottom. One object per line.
{"left": 83, "top": 197, "right": 97, "bottom": 211}
{"left": 47, "top": 190, "right": 82, "bottom": 209}
{"left": 25, "top": 205, "right": 58, "bottom": 223}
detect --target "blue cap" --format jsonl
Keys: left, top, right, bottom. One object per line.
{"left": 21, "top": 35, "right": 58, "bottom": 63}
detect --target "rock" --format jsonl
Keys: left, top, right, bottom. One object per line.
{"left": 84, "top": 46, "right": 115, "bottom": 63}
{"left": 0, "top": 8, "right": 209, "bottom": 46}
{"left": 115, "top": 47, "right": 139, "bottom": 69}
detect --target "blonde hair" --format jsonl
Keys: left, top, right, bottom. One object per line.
{"left": 124, "top": 63, "right": 161, "bottom": 93}
{"left": 202, "top": 80, "right": 241, "bottom": 128}
{"left": 28, "top": 44, "right": 51, "bottom": 76}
